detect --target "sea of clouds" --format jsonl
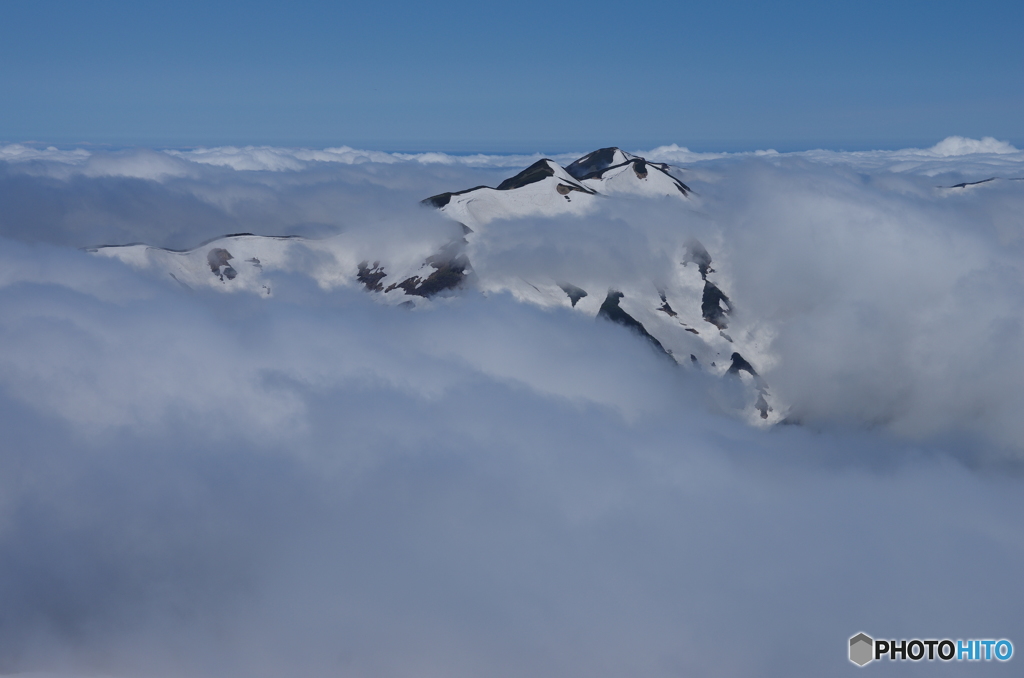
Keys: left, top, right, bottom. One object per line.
{"left": 1, "top": 138, "right": 1023, "bottom": 677}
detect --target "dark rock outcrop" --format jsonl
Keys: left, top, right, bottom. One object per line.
{"left": 701, "top": 281, "right": 731, "bottom": 329}
{"left": 207, "top": 248, "right": 236, "bottom": 281}
{"left": 566, "top": 147, "right": 622, "bottom": 179}
{"left": 657, "top": 291, "right": 677, "bottom": 316}
{"left": 558, "top": 283, "right": 588, "bottom": 307}
{"left": 598, "top": 290, "right": 668, "bottom": 355}
{"left": 357, "top": 261, "right": 387, "bottom": 292}
{"left": 385, "top": 254, "right": 468, "bottom": 298}
{"left": 497, "top": 159, "right": 558, "bottom": 190}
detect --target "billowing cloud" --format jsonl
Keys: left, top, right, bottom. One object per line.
{"left": 929, "top": 136, "right": 1019, "bottom": 156}
{"left": 1, "top": 138, "right": 1023, "bottom": 677}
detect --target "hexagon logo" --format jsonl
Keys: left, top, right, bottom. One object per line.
{"left": 849, "top": 633, "right": 874, "bottom": 666}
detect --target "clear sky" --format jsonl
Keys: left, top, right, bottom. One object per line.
{"left": 2, "top": 0, "right": 1022, "bottom": 152}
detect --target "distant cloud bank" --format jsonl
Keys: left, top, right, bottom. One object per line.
{"left": 3, "top": 136, "right": 1021, "bottom": 176}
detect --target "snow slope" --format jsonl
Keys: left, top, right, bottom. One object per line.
{"left": 92, "top": 147, "right": 778, "bottom": 424}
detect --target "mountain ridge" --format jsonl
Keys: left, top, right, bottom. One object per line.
{"left": 91, "top": 147, "right": 779, "bottom": 424}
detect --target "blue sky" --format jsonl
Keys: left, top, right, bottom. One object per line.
{"left": 2, "top": 0, "right": 1022, "bottom": 152}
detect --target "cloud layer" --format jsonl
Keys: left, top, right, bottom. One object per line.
{"left": 1, "top": 139, "right": 1023, "bottom": 677}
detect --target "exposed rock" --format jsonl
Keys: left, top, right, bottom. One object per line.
{"left": 207, "top": 248, "right": 232, "bottom": 272}
{"left": 421, "top": 186, "right": 489, "bottom": 208}
{"left": 497, "top": 160, "right": 558, "bottom": 190}
{"left": 657, "top": 291, "right": 677, "bottom": 316}
{"left": 702, "top": 281, "right": 731, "bottom": 329}
{"left": 949, "top": 177, "right": 996, "bottom": 188}
{"left": 385, "top": 254, "right": 468, "bottom": 298}
{"left": 565, "top": 147, "right": 623, "bottom": 179}
{"left": 558, "top": 283, "right": 588, "bottom": 307}
{"left": 357, "top": 260, "right": 387, "bottom": 292}
{"left": 556, "top": 183, "right": 589, "bottom": 197}
{"left": 207, "top": 248, "right": 236, "bottom": 281}
{"left": 727, "top": 352, "right": 758, "bottom": 377}
{"left": 598, "top": 290, "right": 668, "bottom": 355}
{"left": 422, "top": 192, "right": 454, "bottom": 208}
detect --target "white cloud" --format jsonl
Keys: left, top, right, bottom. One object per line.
{"left": 0, "top": 143, "right": 91, "bottom": 164}
{"left": 164, "top": 145, "right": 581, "bottom": 171}
{"left": 928, "top": 135, "right": 1019, "bottom": 156}
{"left": 80, "top": 149, "right": 194, "bottom": 180}
{"left": 6, "top": 136, "right": 1021, "bottom": 180}
{"left": 2, "top": 142, "right": 1024, "bottom": 677}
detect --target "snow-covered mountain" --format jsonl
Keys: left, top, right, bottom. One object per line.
{"left": 422, "top": 147, "right": 691, "bottom": 229}
{"left": 91, "top": 147, "right": 777, "bottom": 424}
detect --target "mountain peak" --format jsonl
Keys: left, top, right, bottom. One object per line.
{"left": 496, "top": 159, "right": 562, "bottom": 190}
{"left": 565, "top": 147, "right": 635, "bottom": 180}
